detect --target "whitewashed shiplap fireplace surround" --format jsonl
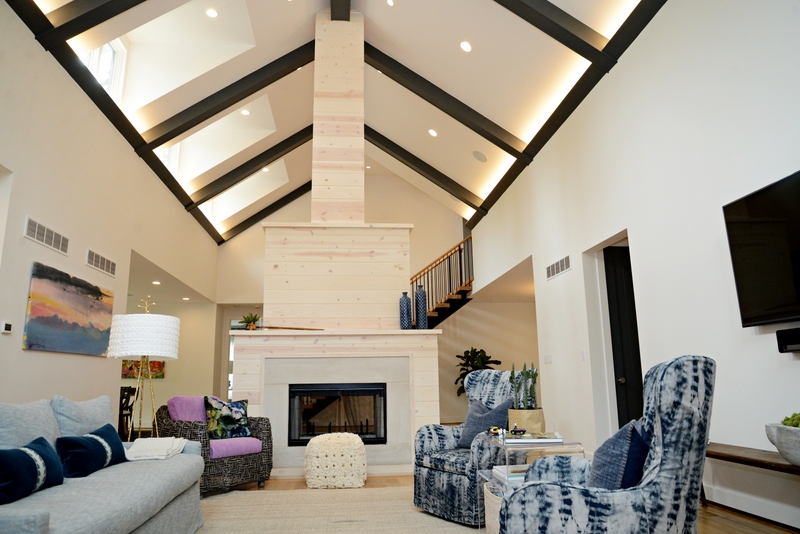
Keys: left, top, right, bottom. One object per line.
{"left": 230, "top": 9, "right": 440, "bottom": 477}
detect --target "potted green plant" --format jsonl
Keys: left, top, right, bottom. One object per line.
{"left": 508, "top": 363, "right": 545, "bottom": 433}
{"left": 454, "top": 347, "right": 501, "bottom": 396}
{"left": 239, "top": 313, "right": 261, "bottom": 330}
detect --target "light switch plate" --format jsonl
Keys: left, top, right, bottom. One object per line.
{"left": 1, "top": 322, "right": 11, "bottom": 334}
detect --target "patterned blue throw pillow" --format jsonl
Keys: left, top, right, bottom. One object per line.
{"left": 457, "top": 398, "right": 512, "bottom": 448}
{"left": 588, "top": 419, "right": 650, "bottom": 489}
{"left": 0, "top": 437, "right": 64, "bottom": 504}
{"left": 205, "top": 396, "right": 251, "bottom": 439}
{"left": 56, "top": 423, "right": 127, "bottom": 478}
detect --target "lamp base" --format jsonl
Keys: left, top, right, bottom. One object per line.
{"left": 128, "top": 355, "right": 159, "bottom": 441}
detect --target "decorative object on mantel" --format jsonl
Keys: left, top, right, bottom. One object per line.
{"left": 399, "top": 292, "right": 412, "bottom": 330}
{"left": 239, "top": 313, "right": 261, "bottom": 330}
{"left": 766, "top": 412, "right": 800, "bottom": 466}
{"left": 508, "top": 363, "right": 545, "bottom": 433}
{"left": 414, "top": 285, "right": 428, "bottom": 329}
{"left": 454, "top": 347, "right": 501, "bottom": 396}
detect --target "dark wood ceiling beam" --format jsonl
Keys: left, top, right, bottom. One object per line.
{"left": 138, "top": 41, "right": 315, "bottom": 153}
{"left": 219, "top": 181, "right": 312, "bottom": 242}
{"left": 365, "top": 126, "right": 486, "bottom": 214}
{"left": 330, "top": 0, "right": 350, "bottom": 21}
{"left": 37, "top": 0, "right": 148, "bottom": 51}
{"left": 5, "top": 0, "right": 54, "bottom": 33}
{"left": 187, "top": 126, "right": 313, "bottom": 210}
{"left": 494, "top": 0, "right": 617, "bottom": 72}
{"left": 468, "top": 0, "right": 668, "bottom": 229}
{"left": 365, "top": 43, "right": 528, "bottom": 161}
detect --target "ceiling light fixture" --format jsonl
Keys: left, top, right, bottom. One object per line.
{"left": 460, "top": 41, "right": 472, "bottom": 52}
{"left": 206, "top": 8, "right": 218, "bottom": 18}
{"left": 152, "top": 281, "right": 161, "bottom": 285}
{"left": 387, "top": 0, "right": 394, "bottom": 5}
{"left": 182, "top": 297, "right": 190, "bottom": 301}
{"left": 262, "top": 167, "right": 270, "bottom": 172}
{"left": 428, "top": 129, "right": 438, "bottom": 137}
{"left": 473, "top": 150, "right": 488, "bottom": 163}
{"left": 366, "top": 166, "right": 371, "bottom": 169}
{"left": 241, "top": 109, "right": 250, "bottom": 116}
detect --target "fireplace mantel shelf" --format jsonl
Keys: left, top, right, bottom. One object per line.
{"left": 230, "top": 329, "right": 441, "bottom": 337}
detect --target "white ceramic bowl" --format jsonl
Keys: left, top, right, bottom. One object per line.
{"left": 765, "top": 423, "right": 800, "bottom": 466}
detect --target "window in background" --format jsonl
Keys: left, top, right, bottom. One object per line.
{"left": 79, "top": 39, "right": 127, "bottom": 104}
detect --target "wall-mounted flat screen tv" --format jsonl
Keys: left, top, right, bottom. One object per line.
{"left": 724, "top": 169, "right": 800, "bottom": 327}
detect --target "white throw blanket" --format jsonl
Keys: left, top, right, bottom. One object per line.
{"left": 125, "top": 437, "right": 188, "bottom": 461}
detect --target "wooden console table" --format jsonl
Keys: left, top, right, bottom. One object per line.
{"left": 703, "top": 441, "right": 800, "bottom": 506}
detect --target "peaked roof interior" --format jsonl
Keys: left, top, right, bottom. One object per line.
{"left": 7, "top": 0, "right": 665, "bottom": 244}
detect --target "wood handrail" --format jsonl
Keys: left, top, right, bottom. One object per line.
{"left": 410, "top": 236, "right": 472, "bottom": 283}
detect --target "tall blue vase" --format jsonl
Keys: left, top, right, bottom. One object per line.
{"left": 399, "top": 292, "right": 412, "bottom": 330}
{"left": 415, "top": 285, "right": 428, "bottom": 329}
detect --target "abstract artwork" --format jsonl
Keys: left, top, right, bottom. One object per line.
{"left": 121, "top": 359, "right": 165, "bottom": 379}
{"left": 23, "top": 262, "right": 113, "bottom": 356}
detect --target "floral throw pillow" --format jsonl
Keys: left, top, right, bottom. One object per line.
{"left": 204, "top": 397, "right": 251, "bottom": 440}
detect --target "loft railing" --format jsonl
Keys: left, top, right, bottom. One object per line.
{"left": 410, "top": 236, "right": 473, "bottom": 325}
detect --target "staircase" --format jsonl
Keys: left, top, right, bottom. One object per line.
{"left": 410, "top": 236, "right": 473, "bottom": 329}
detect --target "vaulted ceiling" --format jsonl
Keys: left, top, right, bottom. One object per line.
{"left": 6, "top": 0, "right": 666, "bottom": 244}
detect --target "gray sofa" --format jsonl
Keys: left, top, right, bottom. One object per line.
{"left": 0, "top": 396, "right": 205, "bottom": 534}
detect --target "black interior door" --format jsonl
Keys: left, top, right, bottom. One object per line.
{"left": 603, "top": 246, "right": 644, "bottom": 427}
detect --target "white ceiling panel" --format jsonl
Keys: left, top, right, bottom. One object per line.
{"left": 551, "top": 0, "right": 641, "bottom": 38}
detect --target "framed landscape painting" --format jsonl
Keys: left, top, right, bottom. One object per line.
{"left": 22, "top": 262, "right": 113, "bottom": 356}
{"left": 121, "top": 359, "right": 165, "bottom": 379}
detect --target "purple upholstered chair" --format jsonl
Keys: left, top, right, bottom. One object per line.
{"left": 156, "top": 396, "right": 273, "bottom": 492}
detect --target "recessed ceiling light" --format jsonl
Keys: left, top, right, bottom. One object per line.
{"left": 297, "top": 67, "right": 302, "bottom": 71}
{"left": 262, "top": 167, "right": 270, "bottom": 172}
{"left": 472, "top": 150, "right": 487, "bottom": 163}
{"left": 387, "top": 0, "right": 394, "bottom": 5}
{"left": 428, "top": 129, "right": 438, "bottom": 137}
{"left": 152, "top": 281, "right": 161, "bottom": 285}
{"left": 241, "top": 109, "right": 250, "bottom": 116}
{"left": 182, "top": 297, "right": 190, "bottom": 301}
{"left": 206, "top": 8, "right": 218, "bottom": 18}
{"left": 366, "top": 165, "right": 371, "bottom": 169}
{"left": 460, "top": 41, "right": 472, "bottom": 52}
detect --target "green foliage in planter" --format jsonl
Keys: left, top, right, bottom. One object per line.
{"left": 783, "top": 413, "right": 800, "bottom": 427}
{"left": 510, "top": 363, "right": 539, "bottom": 409}
{"left": 239, "top": 313, "right": 261, "bottom": 326}
{"left": 454, "top": 347, "right": 501, "bottom": 396}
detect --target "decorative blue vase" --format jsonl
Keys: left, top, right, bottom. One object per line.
{"left": 415, "top": 285, "right": 428, "bottom": 329}
{"left": 399, "top": 292, "right": 412, "bottom": 330}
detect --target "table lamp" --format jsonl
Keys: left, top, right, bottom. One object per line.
{"left": 107, "top": 311, "right": 180, "bottom": 440}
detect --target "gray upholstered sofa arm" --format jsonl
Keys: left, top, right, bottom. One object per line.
{"left": 0, "top": 508, "right": 49, "bottom": 534}
{"left": 414, "top": 424, "right": 463, "bottom": 464}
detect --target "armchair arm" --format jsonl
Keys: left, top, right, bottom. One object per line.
{"left": 524, "top": 455, "right": 592, "bottom": 485}
{"left": 247, "top": 416, "right": 273, "bottom": 451}
{"left": 155, "top": 406, "right": 211, "bottom": 462}
{"left": 414, "top": 424, "right": 463, "bottom": 464}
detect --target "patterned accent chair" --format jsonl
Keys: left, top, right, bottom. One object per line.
{"left": 156, "top": 396, "right": 273, "bottom": 493}
{"left": 500, "top": 355, "right": 716, "bottom": 533}
{"left": 414, "top": 370, "right": 521, "bottom": 526}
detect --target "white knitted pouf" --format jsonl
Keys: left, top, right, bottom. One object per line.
{"left": 304, "top": 433, "right": 367, "bottom": 489}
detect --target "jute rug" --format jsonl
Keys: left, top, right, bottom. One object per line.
{"left": 199, "top": 485, "right": 476, "bottom": 533}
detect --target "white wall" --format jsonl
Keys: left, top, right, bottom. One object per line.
{"left": 472, "top": 0, "right": 800, "bottom": 525}
{"left": 0, "top": 4, "right": 219, "bottom": 413}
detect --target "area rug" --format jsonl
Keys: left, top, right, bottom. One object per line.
{"left": 199, "top": 485, "right": 476, "bottom": 533}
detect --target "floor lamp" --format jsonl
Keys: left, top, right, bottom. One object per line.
{"left": 107, "top": 313, "right": 180, "bottom": 440}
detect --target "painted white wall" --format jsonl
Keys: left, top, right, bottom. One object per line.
{"left": 472, "top": 0, "right": 800, "bottom": 525}
{"left": 0, "top": 5, "right": 218, "bottom": 414}
{"left": 0, "top": 166, "right": 12, "bottom": 270}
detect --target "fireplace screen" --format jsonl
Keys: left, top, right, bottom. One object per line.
{"left": 288, "top": 383, "right": 387, "bottom": 446}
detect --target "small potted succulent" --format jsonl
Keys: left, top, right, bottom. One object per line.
{"left": 766, "top": 412, "right": 800, "bottom": 466}
{"left": 239, "top": 313, "right": 261, "bottom": 330}
{"left": 508, "top": 363, "right": 545, "bottom": 434}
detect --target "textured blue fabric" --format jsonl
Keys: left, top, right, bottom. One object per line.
{"left": 0, "top": 399, "right": 61, "bottom": 449}
{"left": 457, "top": 398, "right": 512, "bottom": 448}
{"left": 622, "top": 421, "right": 649, "bottom": 488}
{"left": 51, "top": 395, "right": 113, "bottom": 437}
{"left": 500, "top": 355, "right": 716, "bottom": 534}
{"left": 0, "top": 437, "right": 63, "bottom": 505}
{"left": 587, "top": 419, "right": 649, "bottom": 489}
{"left": 57, "top": 423, "right": 127, "bottom": 478}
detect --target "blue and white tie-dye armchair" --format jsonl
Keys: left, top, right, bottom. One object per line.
{"left": 500, "top": 355, "right": 716, "bottom": 533}
{"left": 414, "top": 370, "right": 519, "bottom": 526}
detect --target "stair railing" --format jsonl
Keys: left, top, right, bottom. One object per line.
{"left": 410, "top": 235, "right": 473, "bottom": 325}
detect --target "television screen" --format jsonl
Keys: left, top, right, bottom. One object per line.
{"left": 724, "top": 170, "right": 800, "bottom": 327}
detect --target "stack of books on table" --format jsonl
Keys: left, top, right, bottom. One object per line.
{"left": 491, "top": 464, "right": 529, "bottom": 487}
{"left": 503, "top": 432, "right": 563, "bottom": 444}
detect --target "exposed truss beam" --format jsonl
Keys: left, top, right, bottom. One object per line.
{"left": 37, "top": 0, "right": 148, "bottom": 51}
{"left": 365, "top": 126, "right": 486, "bottom": 214}
{"left": 468, "top": 0, "right": 668, "bottom": 229}
{"left": 187, "top": 126, "right": 313, "bottom": 210}
{"left": 365, "top": 43, "right": 528, "bottom": 161}
{"left": 138, "top": 41, "right": 315, "bottom": 153}
{"left": 220, "top": 181, "right": 312, "bottom": 241}
{"left": 330, "top": 0, "right": 350, "bottom": 21}
{"left": 494, "top": 0, "right": 616, "bottom": 72}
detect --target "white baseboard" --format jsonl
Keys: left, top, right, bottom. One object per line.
{"left": 269, "top": 464, "right": 413, "bottom": 479}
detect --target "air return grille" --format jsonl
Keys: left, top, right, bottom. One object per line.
{"left": 546, "top": 255, "right": 570, "bottom": 280}
{"left": 87, "top": 250, "right": 116, "bottom": 277}
{"left": 25, "top": 217, "right": 69, "bottom": 254}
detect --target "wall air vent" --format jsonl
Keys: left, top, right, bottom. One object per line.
{"left": 87, "top": 249, "right": 116, "bottom": 277}
{"left": 546, "top": 255, "right": 570, "bottom": 280}
{"left": 24, "top": 216, "right": 69, "bottom": 255}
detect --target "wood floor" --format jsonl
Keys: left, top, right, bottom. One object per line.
{"left": 232, "top": 476, "right": 798, "bottom": 533}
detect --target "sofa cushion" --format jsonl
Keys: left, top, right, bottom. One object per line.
{"left": 588, "top": 419, "right": 650, "bottom": 489}
{"left": 421, "top": 448, "right": 471, "bottom": 476}
{"left": 0, "top": 437, "right": 64, "bottom": 505}
{"left": 205, "top": 397, "right": 251, "bottom": 439}
{"left": 457, "top": 398, "right": 512, "bottom": 448}
{"left": 57, "top": 424, "right": 127, "bottom": 478}
{"left": 167, "top": 396, "right": 207, "bottom": 422}
{"left": 209, "top": 436, "right": 262, "bottom": 460}
{"left": 0, "top": 399, "right": 61, "bottom": 449}
{"left": 51, "top": 395, "right": 113, "bottom": 436}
